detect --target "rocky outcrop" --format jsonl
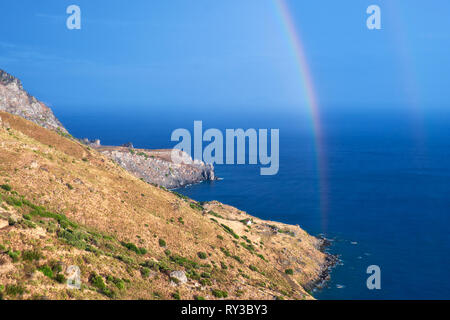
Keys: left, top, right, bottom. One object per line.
{"left": 169, "top": 271, "right": 188, "bottom": 285}
{"left": 96, "top": 146, "right": 216, "bottom": 189}
{"left": 0, "top": 69, "right": 67, "bottom": 132}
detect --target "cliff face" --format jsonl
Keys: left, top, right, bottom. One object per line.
{"left": 96, "top": 147, "right": 215, "bottom": 189}
{"left": 0, "top": 69, "right": 67, "bottom": 133}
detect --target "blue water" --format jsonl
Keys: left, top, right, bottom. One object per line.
{"left": 55, "top": 106, "right": 450, "bottom": 299}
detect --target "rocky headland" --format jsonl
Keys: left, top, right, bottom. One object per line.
{"left": 95, "top": 146, "right": 216, "bottom": 189}
{"left": 0, "top": 69, "right": 335, "bottom": 300}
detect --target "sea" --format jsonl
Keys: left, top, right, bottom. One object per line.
{"left": 54, "top": 106, "right": 450, "bottom": 300}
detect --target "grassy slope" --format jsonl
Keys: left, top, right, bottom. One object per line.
{"left": 0, "top": 111, "right": 326, "bottom": 300}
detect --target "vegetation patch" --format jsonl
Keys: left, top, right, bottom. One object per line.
{"left": 189, "top": 202, "right": 204, "bottom": 211}
{"left": 221, "top": 224, "right": 239, "bottom": 239}
{"left": 211, "top": 289, "right": 228, "bottom": 298}
{"left": 208, "top": 211, "right": 224, "bottom": 219}
{"left": 121, "top": 241, "right": 147, "bottom": 255}
{"left": 249, "top": 265, "right": 258, "bottom": 272}
{"left": 8, "top": 250, "right": 20, "bottom": 263}
{"left": 197, "top": 251, "right": 207, "bottom": 259}
{"left": 285, "top": 268, "right": 294, "bottom": 275}
{"left": 21, "top": 250, "right": 42, "bottom": 262}
{"left": 0, "top": 184, "right": 12, "bottom": 191}
{"left": 5, "top": 284, "right": 25, "bottom": 297}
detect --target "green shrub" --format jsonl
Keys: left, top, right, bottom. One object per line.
{"left": 172, "top": 192, "right": 188, "bottom": 200}
{"left": 194, "top": 295, "right": 205, "bottom": 300}
{"left": 221, "top": 224, "right": 239, "bottom": 239}
{"left": 106, "top": 276, "right": 125, "bottom": 290}
{"left": 220, "top": 247, "right": 231, "bottom": 257}
{"left": 5, "top": 196, "right": 22, "bottom": 207}
{"left": 189, "top": 202, "right": 204, "bottom": 211}
{"left": 211, "top": 289, "right": 228, "bottom": 298}
{"left": 114, "top": 279, "right": 125, "bottom": 290}
{"left": 240, "top": 242, "right": 256, "bottom": 253}
{"left": 279, "top": 229, "right": 295, "bottom": 237}
{"left": 102, "top": 287, "right": 117, "bottom": 299}
{"left": 5, "top": 284, "right": 25, "bottom": 297}
{"left": 172, "top": 291, "right": 181, "bottom": 300}
{"left": 121, "top": 241, "right": 147, "bottom": 255}
{"left": 158, "top": 239, "right": 166, "bottom": 247}
{"left": 141, "top": 260, "right": 159, "bottom": 271}
{"left": 8, "top": 250, "right": 20, "bottom": 263}
{"left": 208, "top": 211, "right": 223, "bottom": 219}
{"left": 197, "top": 252, "right": 207, "bottom": 259}
{"left": 22, "top": 250, "right": 42, "bottom": 262}
{"left": 232, "top": 255, "right": 243, "bottom": 264}
{"left": 58, "top": 229, "right": 89, "bottom": 250}
{"left": 55, "top": 273, "right": 66, "bottom": 284}
{"left": 249, "top": 265, "right": 258, "bottom": 272}
{"left": 169, "top": 255, "right": 199, "bottom": 269}
{"left": 256, "top": 254, "right": 266, "bottom": 261}
{"left": 0, "top": 184, "right": 12, "bottom": 191}
{"left": 7, "top": 217, "right": 16, "bottom": 226}
{"left": 285, "top": 268, "right": 294, "bottom": 275}
{"left": 90, "top": 273, "right": 106, "bottom": 290}
{"left": 38, "top": 265, "right": 54, "bottom": 278}
{"left": 157, "top": 261, "right": 170, "bottom": 273}
{"left": 141, "top": 267, "right": 151, "bottom": 278}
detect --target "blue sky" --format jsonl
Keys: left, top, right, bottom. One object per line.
{"left": 0, "top": 0, "right": 449, "bottom": 114}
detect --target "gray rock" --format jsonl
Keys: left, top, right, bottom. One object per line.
{"left": 0, "top": 69, "right": 67, "bottom": 132}
{"left": 100, "top": 148, "right": 216, "bottom": 189}
{"left": 121, "top": 142, "right": 134, "bottom": 148}
{"left": 169, "top": 270, "right": 188, "bottom": 285}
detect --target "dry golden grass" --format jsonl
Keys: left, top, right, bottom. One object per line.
{"left": 0, "top": 111, "right": 327, "bottom": 300}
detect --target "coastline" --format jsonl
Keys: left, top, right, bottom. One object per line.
{"left": 305, "top": 237, "right": 339, "bottom": 293}
{"left": 0, "top": 109, "right": 334, "bottom": 300}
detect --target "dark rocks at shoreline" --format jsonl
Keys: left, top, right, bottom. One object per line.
{"left": 121, "top": 142, "right": 134, "bottom": 148}
{"left": 305, "top": 235, "right": 339, "bottom": 292}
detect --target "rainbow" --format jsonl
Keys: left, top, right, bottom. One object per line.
{"left": 274, "top": 0, "right": 329, "bottom": 232}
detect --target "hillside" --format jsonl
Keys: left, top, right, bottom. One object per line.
{"left": 0, "top": 111, "right": 331, "bottom": 300}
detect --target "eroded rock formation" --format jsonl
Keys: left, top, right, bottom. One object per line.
{"left": 0, "top": 69, "right": 67, "bottom": 132}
